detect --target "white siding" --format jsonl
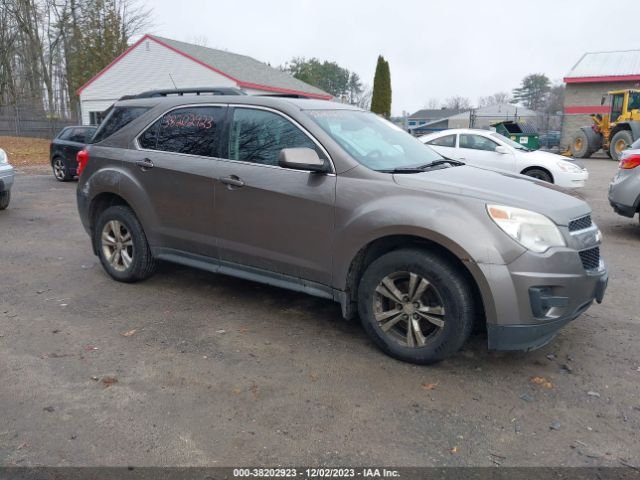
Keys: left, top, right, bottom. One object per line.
{"left": 79, "top": 38, "right": 238, "bottom": 124}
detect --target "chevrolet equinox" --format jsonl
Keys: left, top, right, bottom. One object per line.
{"left": 76, "top": 89, "right": 608, "bottom": 364}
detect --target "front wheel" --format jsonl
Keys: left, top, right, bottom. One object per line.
{"left": 523, "top": 168, "right": 553, "bottom": 183}
{"left": 94, "top": 205, "right": 157, "bottom": 282}
{"left": 0, "top": 190, "right": 10, "bottom": 210}
{"left": 357, "top": 249, "right": 475, "bottom": 364}
{"left": 610, "top": 130, "right": 634, "bottom": 162}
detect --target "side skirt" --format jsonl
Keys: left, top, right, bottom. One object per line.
{"left": 154, "top": 247, "right": 340, "bottom": 303}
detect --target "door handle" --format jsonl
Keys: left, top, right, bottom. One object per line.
{"left": 220, "top": 175, "right": 245, "bottom": 188}
{"left": 135, "top": 158, "right": 154, "bottom": 170}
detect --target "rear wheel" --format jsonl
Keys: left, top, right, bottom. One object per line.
{"left": 523, "top": 168, "right": 553, "bottom": 183}
{"left": 94, "top": 205, "right": 157, "bottom": 282}
{"left": 357, "top": 249, "right": 475, "bottom": 364}
{"left": 52, "top": 157, "right": 72, "bottom": 182}
{"left": 0, "top": 190, "right": 10, "bottom": 210}
{"left": 570, "top": 129, "right": 594, "bottom": 158}
{"left": 610, "top": 130, "right": 634, "bottom": 162}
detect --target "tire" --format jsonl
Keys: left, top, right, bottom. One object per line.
{"left": 610, "top": 130, "right": 634, "bottom": 162}
{"left": 0, "top": 190, "right": 10, "bottom": 210}
{"left": 94, "top": 205, "right": 157, "bottom": 282}
{"left": 606, "top": 150, "right": 612, "bottom": 159}
{"left": 357, "top": 249, "right": 475, "bottom": 364}
{"left": 522, "top": 168, "right": 553, "bottom": 183}
{"left": 52, "top": 157, "right": 73, "bottom": 182}
{"left": 570, "top": 129, "right": 593, "bottom": 158}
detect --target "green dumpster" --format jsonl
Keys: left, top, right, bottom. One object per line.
{"left": 492, "top": 121, "right": 540, "bottom": 150}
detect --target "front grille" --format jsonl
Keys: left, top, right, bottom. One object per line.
{"left": 569, "top": 215, "right": 592, "bottom": 232}
{"left": 579, "top": 247, "right": 600, "bottom": 270}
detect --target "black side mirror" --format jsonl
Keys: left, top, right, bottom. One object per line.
{"left": 600, "top": 95, "right": 606, "bottom": 106}
{"left": 278, "top": 148, "right": 329, "bottom": 173}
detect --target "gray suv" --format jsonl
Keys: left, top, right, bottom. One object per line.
{"left": 609, "top": 138, "right": 640, "bottom": 222}
{"left": 76, "top": 90, "right": 608, "bottom": 364}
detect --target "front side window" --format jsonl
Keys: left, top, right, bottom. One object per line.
{"left": 307, "top": 109, "right": 443, "bottom": 171}
{"left": 228, "top": 108, "right": 318, "bottom": 166}
{"left": 139, "top": 106, "right": 225, "bottom": 157}
{"left": 459, "top": 134, "right": 499, "bottom": 152}
{"left": 611, "top": 94, "right": 624, "bottom": 120}
{"left": 427, "top": 134, "right": 456, "bottom": 148}
{"left": 91, "top": 106, "right": 149, "bottom": 144}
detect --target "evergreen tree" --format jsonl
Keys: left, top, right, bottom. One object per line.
{"left": 371, "top": 55, "right": 391, "bottom": 118}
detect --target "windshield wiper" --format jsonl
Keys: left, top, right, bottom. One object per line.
{"left": 417, "top": 159, "right": 465, "bottom": 168}
{"left": 379, "top": 159, "right": 464, "bottom": 174}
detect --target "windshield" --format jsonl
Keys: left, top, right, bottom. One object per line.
{"left": 306, "top": 110, "right": 443, "bottom": 171}
{"left": 490, "top": 132, "right": 529, "bottom": 150}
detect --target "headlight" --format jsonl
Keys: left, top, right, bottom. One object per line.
{"left": 557, "top": 160, "right": 582, "bottom": 173}
{"left": 487, "top": 204, "right": 566, "bottom": 253}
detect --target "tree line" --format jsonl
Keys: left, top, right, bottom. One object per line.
{"left": 0, "top": 0, "right": 150, "bottom": 118}
{"left": 423, "top": 74, "right": 565, "bottom": 114}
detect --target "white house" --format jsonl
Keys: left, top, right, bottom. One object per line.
{"left": 77, "top": 34, "right": 332, "bottom": 125}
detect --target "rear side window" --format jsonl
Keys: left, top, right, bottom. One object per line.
{"left": 57, "top": 128, "right": 73, "bottom": 141}
{"left": 139, "top": 106, "right": 225, "bottom": 157}
{"left": 427, "top": 134, "right": 456, "bottom": 148}
{"left": 91, "top": 106, "right": 150, "bottom": 144}
{"left": 67, "top": 127, "right": 95, "bottom": 143}
{"left": 228, "top": 108, "right": 318, "bottom": 166}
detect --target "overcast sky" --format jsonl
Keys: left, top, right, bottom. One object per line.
{"left": 147, "top": 0, "right": 640, "bottom": 115}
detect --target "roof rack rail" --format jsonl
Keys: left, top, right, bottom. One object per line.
{"left": 119, "top": 87, "right": 247, "bottom": 100}
{"left": 256, "top": 93, "right": 314, "bottom": 99}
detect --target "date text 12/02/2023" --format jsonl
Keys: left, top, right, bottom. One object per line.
{"left": 232, "top": 468, "right": 400, "bottom": 478}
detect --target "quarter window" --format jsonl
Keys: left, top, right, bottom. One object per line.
{"left": 459, "top": 134, "right": 499, "bottom": 152}
{"left": 228, "top": 108, "right": 318, "bottom": 166}
{"left": 91, "top": 106, "right": 149, "bottom": 144}
{"left": 139, "top": 106, "right": 225, "bottom": 157}
{"left": 427, "top": 134, "right": 456, "bottom": 148}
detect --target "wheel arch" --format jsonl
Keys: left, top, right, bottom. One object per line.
{"left": 611, "top": 121, "right": 640, "bottom": 141}
{"left": 520, "top": 166, "right": 554, "bottom": 183}
{"left": 339, "top": 234, "right": 492, "bottom": 331}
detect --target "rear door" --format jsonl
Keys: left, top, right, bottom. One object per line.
{"left": 64, "top": 127, "right": 96, "bottom": 171}
{"left": 212, "top": 106, "right": 336, "bottom": 286}
{"left": 424, "top": 133, "right": 457, "bottom": 159}
{"left": 130, "top": 105, "right": 226, "bottom": 257}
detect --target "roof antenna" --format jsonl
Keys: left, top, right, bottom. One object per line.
{"left": 168, "top": 73, "right": 178, "bottom": 90}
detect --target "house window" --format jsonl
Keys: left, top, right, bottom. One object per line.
{"left": 89, "top": 111, "right": 107, "bottom": 126}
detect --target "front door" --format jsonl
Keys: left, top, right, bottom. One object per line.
{"left": 457, "top": 133, "right": 515, "bottom": 172}
{"left": 213, "top": 106, "right": 336, "bottom": 286}
{"left": 128, "top": 105, "right": 227, "bottom": 257}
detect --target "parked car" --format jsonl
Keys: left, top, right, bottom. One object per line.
{"left": 420, "top": 128, "right": 588, "bottom": 188}
{"left": 0, "top": 148, "right": 14, "bottom": 210}
{"left": 609, "top": 137, "right": 640, "bottom": 223}
{"left": 76, "top": 90, "right": 607, "bottom": 364}
{"left": 50, "top": 126, "right": 96, "bottom": 181}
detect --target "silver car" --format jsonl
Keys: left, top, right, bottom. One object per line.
{"left": 609, "top": 138, "right": 640, "bottom": 222}
{"left": 0, "top": 148, "right": 13, "bottom": 210}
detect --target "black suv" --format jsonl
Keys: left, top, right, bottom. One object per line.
{"left": 50, "top": 126, "right": 96, "bottom": 181}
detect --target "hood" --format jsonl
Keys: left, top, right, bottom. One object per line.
{"left": 520, "top": 149, "right": 586, "bottom": 169}
{"left": 393, "top": 165, "right": 590, "bottom": 226}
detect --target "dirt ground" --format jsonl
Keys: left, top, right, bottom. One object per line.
{"left": 0, "top": 157, "right": 639, "bottom": 468}
{"left": 0, "top": 136, "right": 51, "bottom": 168}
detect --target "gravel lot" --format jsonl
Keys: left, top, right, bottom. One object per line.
{"left": 0, "top": 157, "right": 639, "bottom": 468}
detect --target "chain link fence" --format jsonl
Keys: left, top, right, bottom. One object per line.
{"left": 0, "top": 99, "right": 77, "bottom": 139}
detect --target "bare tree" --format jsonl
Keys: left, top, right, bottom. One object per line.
{"left": 443, "top": 96, "right": 471, "bottom": 110}
{"left": 424, "top": 97, "right": 439, "bottom": 109}
{"left": 478, "top": 91, "right": 512, "bottom": 107}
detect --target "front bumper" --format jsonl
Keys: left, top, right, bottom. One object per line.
{"left": 0, "top": 165, "right": 15, "bottom": 192}
{"left": 480, "top": 244, "right": 607, "bottom": 351}
{"left": 554, "top": 169, "right": 589, "bottom": 189}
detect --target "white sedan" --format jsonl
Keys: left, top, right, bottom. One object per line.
{"left": 420, "top": 128, "right": 588, "bottom": 188}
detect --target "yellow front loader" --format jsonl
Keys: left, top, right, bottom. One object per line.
{"left": 570, "top": 89, "right": 640, "bottom": 161}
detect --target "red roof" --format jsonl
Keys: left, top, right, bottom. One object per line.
{"left": 77, "top": 34, "right": 332, "bottom": 100}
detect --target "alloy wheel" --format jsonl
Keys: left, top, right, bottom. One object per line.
{"left": 373, "top": 271, "right": 446, "bottom": 347}
{"left": 53, "top": 158, "right": 66, "bottom": 180}
{"left": 101, "top": 220, "right": 134, "bottom": 272}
